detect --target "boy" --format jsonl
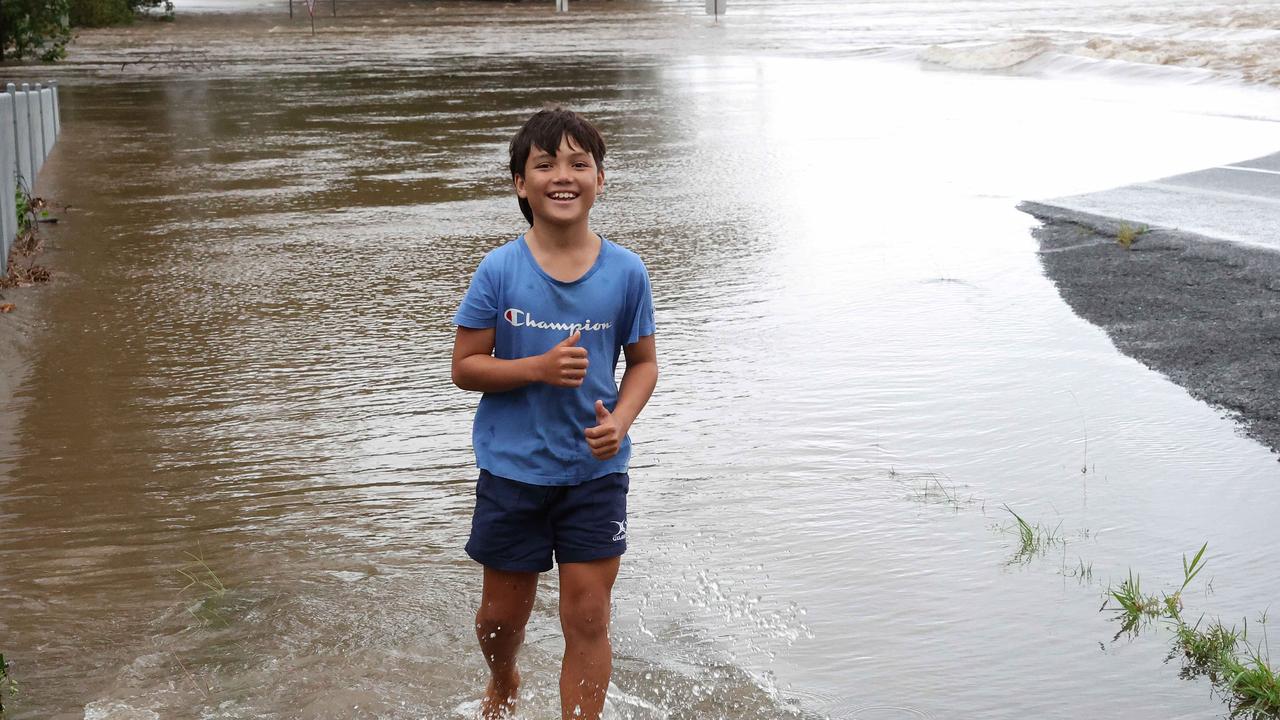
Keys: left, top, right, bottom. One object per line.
{"left": 450, "top": 107, "right": 658, "bottom": 720}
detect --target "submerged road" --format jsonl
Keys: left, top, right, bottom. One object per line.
{"left": 1020, "top": 151, "right": 1280, "bottom": 458}
{"left": 1024, "top": 151, "right": 1280, "bottom": 251}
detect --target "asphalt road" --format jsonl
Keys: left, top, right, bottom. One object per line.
{"left": 1030, "top": 152, "right": 1280, "bottom": 251}
{"left": 1020, "top": 151, "right": 1280, "bottom": 458}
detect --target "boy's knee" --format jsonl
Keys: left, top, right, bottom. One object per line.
{"left": 476, "top": 607, "right": 528, "bottom": 640}
{"left": 559, "top": 595, "right": 611, "bottom": 643}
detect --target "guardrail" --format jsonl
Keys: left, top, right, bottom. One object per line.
{"left": 2, "top": 81, "right": 61, "bottom": 276}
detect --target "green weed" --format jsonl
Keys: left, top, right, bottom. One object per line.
{"left": 1105, "top": 544, "right": 1280, "bottom": 716}
{"left": 1105, "top": 570, "right": 1164, "bottom": 634}
{"left": 1222, "top": 642, "right": 1280, "bottom": 718}
{"left": 1165, "top": 542, "right": 1209, "bottom": 622}
{"left": 1174, "top": 617, "right": 1240, "bottom": 677}
{"left": 909, "top": 475, "right": 968, "bottom": 510}
{"left": 1116, "top": 222, "right": 1150, "bottom": 250}
{"left": 1002, "top": 505, "right": 1063, "bottom": 564}
{"left": 1062, "top": 556, "right": 1094, "bottom": 583}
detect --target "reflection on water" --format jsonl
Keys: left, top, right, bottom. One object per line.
{"left": 3, "top": 2, "right": 1280, "bottom": 718}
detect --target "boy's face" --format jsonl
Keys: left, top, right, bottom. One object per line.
{"left": 514, "top": 135, "right": 605, "bottom": 229}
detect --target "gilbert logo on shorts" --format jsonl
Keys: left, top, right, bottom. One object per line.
{"left": 610, "top": 521, "right": 627, "bottom": 542}
{"left": 504, "top": 308, "right": 612, "bottom": 336}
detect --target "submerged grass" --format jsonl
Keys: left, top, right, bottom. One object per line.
{"left": 178, "top": 548, "right": 230, "bottom": 629}
{"left": 1174, "top": 616, "right": 1241, "bottom": 678}
{"left": 1001, "top": 505, "right": 1064, "bottom": 564}
{"left": 1223, "top": 642, "right": 1280, "bottom": 718}
{"left": 1105, "top": 544, "right": 1280, "bottom": 717}
{"left": 1062, "top": 556, "right": 1094, "bottom": 583}
{"left": 1106, "top": 570, "right": 1164, "bottom": 635}
{"left": 894, "top": 468, "right": 977, "bottom": 511}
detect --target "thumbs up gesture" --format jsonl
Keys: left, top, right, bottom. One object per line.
{"left": 540, "top": 331, "right": 589, "bottom": 388}
{"left": 584, "top": 399, "right": 622, "bottom": 460}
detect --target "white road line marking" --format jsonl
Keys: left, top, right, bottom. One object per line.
{"left": 1142, "top": 182, "right": 1280, "bottom": 205}
{"left": 1215, "top": 165, "right": 1280, "bottom": 176}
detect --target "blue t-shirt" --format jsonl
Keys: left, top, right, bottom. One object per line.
{"left": 453, "top": 235, "right": 656, "bottom": 486}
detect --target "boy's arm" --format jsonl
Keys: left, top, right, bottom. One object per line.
{"left": 451, "top": 327, "right": 589, "bottom": 393}
{"left": 584, "top": 335, "right": 658, "bottom": 460}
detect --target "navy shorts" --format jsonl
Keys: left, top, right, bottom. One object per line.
{"left": 465, "top": 470, "right": 629, "bottom": 573}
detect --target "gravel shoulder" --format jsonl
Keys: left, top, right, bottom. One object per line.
{"left": 1021, "top": 201, "right": 1280, "bottom": 459}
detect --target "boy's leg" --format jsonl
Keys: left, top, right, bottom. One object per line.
{"left": 477, "top": 566, "right": 539, "bottom": 718}
{"left": 558, "top": 556, "right": 620, "bottom": 720}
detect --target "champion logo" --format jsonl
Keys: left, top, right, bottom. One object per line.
{"left": 504, "top": 308, "right": 612, "bottom": 336}
{"left": 610, "top": 521, "right": 627, "bottom": 542}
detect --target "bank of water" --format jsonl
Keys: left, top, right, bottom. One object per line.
{"left": 2, "top": 2, "right": 1280, "bottom": 718}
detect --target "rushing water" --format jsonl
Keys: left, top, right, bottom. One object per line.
{"left": 3, "top": 1, "right": 1280, "bottom": 718}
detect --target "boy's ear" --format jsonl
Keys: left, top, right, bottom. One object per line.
{"left": 596, "top": 169, "right": 605, "bottom": 193}
{"left": 513, "top": 173, "right": 528, "bottom": 199}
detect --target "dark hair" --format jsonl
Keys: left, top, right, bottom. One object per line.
{"left": 509, "top": 107, "right": 606, "bottom": 226}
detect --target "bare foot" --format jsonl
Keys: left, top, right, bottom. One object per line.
{"left": 480, "top": 671, "right": 520, "bottom": 719}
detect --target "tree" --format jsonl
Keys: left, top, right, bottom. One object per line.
{"left": 1, "top": 0, "right": 174, "bottom": 60}
{"left": 1, "top": 0, "right": 73, "bottom": 61}
{"left": 70, "top": 0, "right": 174, "bottom": 28}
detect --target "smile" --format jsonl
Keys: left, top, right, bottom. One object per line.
{"left": 547, "top": 192, "right": 579, "bottom": 200}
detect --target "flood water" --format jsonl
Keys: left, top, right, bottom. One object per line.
{"left": 3, "top": 1, "right": 1280, "bottom": 718}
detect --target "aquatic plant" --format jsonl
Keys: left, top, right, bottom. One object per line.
{"left": 1174, "top": 616, "right": 1240, "bottom": 678}
{"left": 1105, "top": 545, "right": 1280, "bottom": 717}
{"left": 1001, "top": 505, "right": 1063, "bottom": 564}
{"left": 1221, "top": 640, "right": 1280, "bottom": 718}
{"left": 178, "top": 549, "right": 229, "bottom": 628}
{"left": 1062, "top": 556, "right": 1094, "bottom": 583}
{"left": 1067, "top": 390, "right": 1089, "bottom": 474}
{"left": 1105, "top": 570, "right": 1163, "bottom": 634}
{"left": 1105, "top": 542, "right": 1207, "bottom": 633}
{"left": 907, "top": 474, "right": 971, "bottom": 511}
{"left": 1165, "top": 542, "right": 1209, "bottom": 621}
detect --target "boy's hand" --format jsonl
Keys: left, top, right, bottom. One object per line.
{"left": 584, "top": 400, "right": 622, "bottom": 460}
{"left": 541, "top": 332, "right": 589, "bottom": 388}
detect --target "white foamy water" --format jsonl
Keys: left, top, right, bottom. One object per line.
{"left": 704, "top": 0, "right": 1280, "bottom": 85}
{"left": 159, "top": 0, "right": 1280, "bottom": 87}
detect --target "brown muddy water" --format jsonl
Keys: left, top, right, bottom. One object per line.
{"left": 3, "top": 1, "right": 1280, "bottom": 718}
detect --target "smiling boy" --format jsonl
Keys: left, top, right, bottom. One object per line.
{"left": 451, "top": 108, "right": 658, "bottom": 720}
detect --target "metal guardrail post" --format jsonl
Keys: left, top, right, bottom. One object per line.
{"left": 31, "top": 84, "right": 45, "bottom": 177}
{"left": 40, "top": 87, "right": 55, "bottom": 157}
{"left": 0, "top": 93, "right": 14, "bottom": 274}
{"left": 12, "top": 86, "right": 32, "bottom": 192}
{"left": 52, "top": 81, "right": 61, "bottom": 137}
{"left": 1, "top": 79, "right": 60, "bottom": 275}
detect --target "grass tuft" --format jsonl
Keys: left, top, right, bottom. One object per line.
{"left": 1116, "top": 222, "right": 1150, "bottom": 250}
{"left": 1222, "top": 643, "right": 1280, "bottom": 717}
{"left": 178, "top": 548, "right": 230, "bottom": 628}
{"left": 1001, "top": 505, "right": 1063, "bottom": 564}
{"left": 1105, "top": 570, "right": 1164, "bottom": 634}
{"left": 1063, "top": 556, "right": 1094, "bottom": 583}
{"left": 1105, "top": 544, "right": 1280, "bottom": 716}
{"left": 1174, "top": 616, "right": 1240, "bottom": 678}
